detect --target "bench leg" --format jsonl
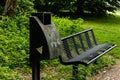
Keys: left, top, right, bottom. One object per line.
{"left": 31, "top": 53, "right": 40, "bottom": 80}
{"left": 32, "top": 59, "right": 40, "bottom": 80}
{"left": 73, "top": 64, "right": 79, "bottom": 80}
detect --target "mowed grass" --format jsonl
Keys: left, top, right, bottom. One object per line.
{"left": 81, "top": 13, "right": 120, "bottom": 58}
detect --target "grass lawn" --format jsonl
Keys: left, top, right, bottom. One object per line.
{"left": 81, "top": 12, "right": 120, "bottom": 58}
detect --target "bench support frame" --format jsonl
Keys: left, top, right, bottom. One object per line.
{"left": 32, "top": 58, "right": 40, "bottom": 80}
{"left": 73, "top": 64, "right": 79, "bottom": 79}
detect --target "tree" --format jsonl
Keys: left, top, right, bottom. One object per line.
{"left": 76, "top": 0, "right": 85, "bottom": 15}
{"left": 84, "top": 0, "right": 120, "bottom": 15}
{"left": 33, "top": 0, "right": 120, "bottom": 16}
{"left": 3, "top": 0, "right": 17, "bottom": 16}
{"left": 0, "top": 0, "right": 6, "bottom": 15}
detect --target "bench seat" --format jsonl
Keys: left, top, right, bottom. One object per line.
{"left": 59, "top": 43, "right": 116, "bottom": 65}
{"left": 59, "top": 28, "right": 116, "bottom": 66}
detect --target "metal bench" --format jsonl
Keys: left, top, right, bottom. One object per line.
{"left": 59, "top": 28, "right": 116, "bottom": 79}
{"left": 30, "top": 12, "right": 116, "bottom": 80}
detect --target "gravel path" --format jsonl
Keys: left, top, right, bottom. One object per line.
{"left": 91, "top": 59, "right": 120, "bottom": 80}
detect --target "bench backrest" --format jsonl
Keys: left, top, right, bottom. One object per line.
{"left": 61, "top": 28, "right": 97, "bottom": 60}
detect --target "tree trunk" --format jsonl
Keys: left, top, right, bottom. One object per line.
{"left": 3, "top": 0, "right": 17, "bottom": 16}
{"left": 76, "top": 0, "right": 85, "bottom": 15}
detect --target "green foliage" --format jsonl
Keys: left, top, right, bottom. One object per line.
{"left": 34, "top": 0, "right": 75, "bottom": 13}
{"left": 52, "top": 17, "right": 84, "bottom": 37}
{"left": 0, "top": 15, "right": 29, "bottom": 68}
{"left": 17, "top": 0, "right": 35, "bottom": 14}
{"left": 0, "top": 65, "right": 22, "bottom": 80}
{"left": 34, "top": 0, "right": 120, "bottom": 15}
{"left": 84, "top": 0, "right": 120, "bottom": 15}
{"left": 65, "top": 56, "right": 115, "bottom": 80}
{"left": 0, "top": 13, "right": 30, "bottom": 79}
{"left": 0, "top": 0, "right": 35, "bottom": 79}
{"left": 96, "top": 56, "right": 115, "bottom": 68}
{"left": 0, "top": 0, "right": 35, "bottom": 16}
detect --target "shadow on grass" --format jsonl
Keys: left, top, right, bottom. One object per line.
{"left": 82, "top": 13, "right": 120, "bottom": 25}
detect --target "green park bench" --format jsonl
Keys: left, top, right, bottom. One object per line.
{"left": 59, "top": 28, "right": 116, "bottom": 79}
{"left": 30, "top": 12, "right": 116, "bottom": 80}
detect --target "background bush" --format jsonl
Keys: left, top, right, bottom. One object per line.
{"left": 0, "top": 14, "right": 29, "bottom": 79}
{"left": 0, "top": 0, "right": 34, "bottom": 79}
{"left": 52, "top": 17, "right": 84, "bottom": 37}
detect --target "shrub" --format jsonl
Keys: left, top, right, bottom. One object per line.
{"left": 0, "top": 14, "right": 30, "bottom": 79}
{"left": 0, "top": 65, "right": 22, "bottom": 80}
{"left": 52, "top": 17, "right": 84, "bottom": 37}
{"left": 0, "top": 15, "right": 29, "bottom": 68}
{"left": 0, "top": 0, "right": 34, "bottom": 79}
{"left": 17, "top": 0, "right": 35, "bottom": 15}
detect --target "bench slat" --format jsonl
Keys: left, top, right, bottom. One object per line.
{"left": 78, "top": 35, "right": 86, "bottom": 51}
{"left": 62, "top": 40, "right": 73, "bottom": 59}
{"left": 85, "top": 32, "right": 92, "bottom": 48}
{"left": 91, "top": 29, "right": 97, "bottom": 45}
{"left": 72, "top": 37, "right": 80, "bottom": 55}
